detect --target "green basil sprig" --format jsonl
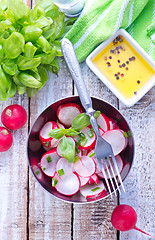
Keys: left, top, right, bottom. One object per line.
{"left": 58, "top": 136, "right": 75, "bottom": 163}
{"left": 72, "top": 111, "right": 101, "bottom": 131}
{"left": 0, "top": 0, "right": 76, "bottom": 101}
{"left": 49, "top": 128, "right": 80, "bottom": 139}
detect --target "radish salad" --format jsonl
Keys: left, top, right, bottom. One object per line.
{"left": 38, "top": 102, "right": 128, "bottom": 199}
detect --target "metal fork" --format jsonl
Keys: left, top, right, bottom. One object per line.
{"left": 61, "top": 38, "right": 125, "bottom": 197}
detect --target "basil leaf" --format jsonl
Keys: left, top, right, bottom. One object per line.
{"left": 38, "top": 65, "right": 48, "bottom": 89}
{"left": 0, "top": 65, "right": 11, "bottom": 101}
{"left": 49, "top": 128, "right": 65, "bottom": 139}
{"left": 24, "top": 42, "right": 37, "bottom": 58}
{"left": 52, "top": 40, "right": 63, "bottom": 56}
{"left": 18, "top": 86, "right": 26, "bottom": 95}
{"left": 65, "top": 128, "right": 80, "bottom": 137}
{"left": 72, "top": 113, "right": 90, "bottom": 131}
{"left": 35, "top": 35, "right": 51, "bottom": 53}
{"left": 26, "top": 87, "right": 38, "bottom": 98}
{"left": 4, "top": 32, "right": 25, "bottom": 59}
{"left": 58, "top": 136, "right": 75, "bottom": 163}
{"left": 17, "top": 55, "right": 41, "bottom": 70}
{"left": 31, "top": 4, "right": 45, "bottom": 20}
{"left": 94, "top": 111, "right": 101, "bottom": 119}
{"left": 20, "top": 25, "right": 42, "bottom": 42}
{"left": 35, "top": 49, "right": 56, "bottom": 64}
{"left": 44, "top": 58, "right": 59, "bottom": 75}
{"left": 2, "top": 59, "right": 17, "bottom": 75}
{"left": 7, "top": 80, "right": 17, "bottom": 98}
{"left": 17, "top": 70, "right": 42, "bottom": 88}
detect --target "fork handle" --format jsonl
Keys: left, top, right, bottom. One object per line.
{"left": 61, "top": 38, "right": 100, "bottom": 136}
{"left": 61, "top": 38, "right": 93, "bottom": 111}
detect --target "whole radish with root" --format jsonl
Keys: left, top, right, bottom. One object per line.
{"left": 111, "top": 205, "right": 155, "bottom": 238}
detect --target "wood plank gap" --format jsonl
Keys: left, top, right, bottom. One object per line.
{"left": 27, "top": 98, "right": 31, "bottom": 240}
{"left": 26, "top": 0, "right": 33, "bottom": 240}
{"left": 72, "top": 80, "right": 75, "bottom": 95}
{"left": 71, "top": 204, "right": 74, "bottom": 240}
{"left": 27, "top": 3, "right": 32, "bottom": 240}
{"left": 117, "top": 192, "right": 120, "bottom": 240}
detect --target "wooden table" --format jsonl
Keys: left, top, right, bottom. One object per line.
{"left": 0, "top": 1, "right": 155, "bottom": 239}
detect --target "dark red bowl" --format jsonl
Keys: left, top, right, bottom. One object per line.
{"left": 27, "top": 96, "right": 134, "bottom": 203}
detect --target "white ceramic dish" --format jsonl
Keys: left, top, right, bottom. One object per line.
{"left": 86, "top": 29, "right": 155, "bottom": 107}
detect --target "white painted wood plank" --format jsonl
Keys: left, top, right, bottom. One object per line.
{"left": 29, "top": 60, "right": 73, "bottom": 240}
{"left": 73, "top": 63, "right": 118, "bottom": 240}
{"left": 0, "top": 93, "right": 29, "bottom": 240}
{"left": 119, "top": 88, "right": 155, "bottom": 240}
{"left": 0, "top": 1, "right": 30, "bottom": 239}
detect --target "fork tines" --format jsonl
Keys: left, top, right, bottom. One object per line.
{"left": 98, "top": 155, "right": 125, "bottom": 197}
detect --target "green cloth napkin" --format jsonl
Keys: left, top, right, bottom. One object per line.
{"left": 65, "top": 0, "right": 155, "bottom": 63}
{"left": 147, "top": 21, "right": 155, "bottom": 43}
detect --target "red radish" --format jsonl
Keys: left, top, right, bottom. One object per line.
{"left": 53, "top": 172, "right": 80, "bottom": 196}
{"left": 80, "top": 180, "right": 106, "bottom": 198}
{"left": 0, "top": 126, "right": 13, "bottom": 152}
{"left": 57, "top": 103, "right": 83, "bottom": 127}
{"left": 1, "top": 104, "right": 27, "bottom": 130}
{"left": 73, "top": 156, "right": 96, "bottom": 177}
{"left": 74, "top": 126, "right": 96, "bottom": 150}
{"left": 109, "top": 117, "right": 119, "bottom": 130}
{"left": 79, "top": 176, "right": 89, "bottom": 187}
{"left": 102, "top": 129, "right": 127, "bottom": 156}
{"left": 111, "top": 205, "right": 155, "bottom": 238}
{"left": 40, "top": 149, "right": 60, "bottom": 177}
{"left": 96, "top": 113, "right": 110, "bottom": 131}
{"left": 39, "top": 121, "right": 59, "bottom": 146}
{"left": 56, "top": 157, "right": 74, "bottom": 174}
{"left": 89, "top": 174, "right": 99, "bottom": 185}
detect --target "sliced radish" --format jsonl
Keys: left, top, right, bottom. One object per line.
{"left": 39, "top": 121, "right": 59, "bottom": 146}
{"left": 97, "top": 113, "right": 110, "bottom": 131}
{"left": 57, "top": 103, "right": 83, "bottom": 127}
{"left": 31, "top": 160, "right": 44, "bottom": 181}
{"left": 57, "top": 137, "right": 75, "bottom": 157}
{"left": 76, "top": 149, "right": 82, "bottom": 158}
{"left": 82, "top": 149, "right": 89, "bottom": 156}
{"left": 79, "top": 176, "right": 89, "bottom": 187}
{"left": 57, "top": 123, "right": 65, "bottom": 129}
{"left": 73, "top": 156, "right": 96, "bottom": 177}
{"left": 40, "top": 149, "right": 60, "bottom": 177}
{"left": 74, "top": 127, "right": 96, "bottom": 150}
{"left": 89, "top": 174, "right": 99, "bottom": 185}
{"left": 102, "top": 129, "right": 127, "bottom": 156}
{"left": 80, "top": 181, "right": 106, "bottom": 198}
{"left": 43, "top": 145, "right": 53, "bottom": 152}
{"left": 87, "top": 150, "right": 103, "bottom": 175}
{"left": 53, "top": 172, "right": 80, "bottom": 196}
{"left": 104, "top": 155, "right": 123, "bottom": 179}
{"left": 109, "top": 117, "right": 119, "bottom": 130}
{"left": 50, "top": 138, "right": 60, "bottom": 148}
{"left": 99, "top": 128, "right": 105, "bottom": 137}
{"left": 56, "top": 157, "right": 74, "bottom": 175}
